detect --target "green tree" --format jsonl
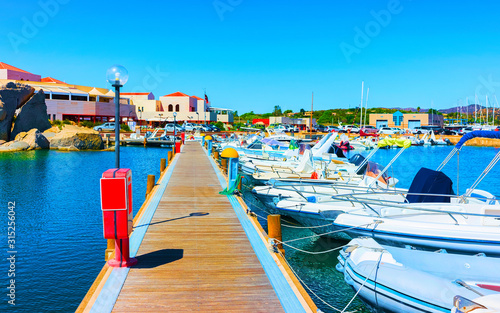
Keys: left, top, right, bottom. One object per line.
{"left": 272, "top": 105, "right": 282, "bottom": 116}
{"left": 417, "top": 106, "right": 421, "bottom": 113}
{"left": 283, "top": 109, "right": 293, "bottom": 115}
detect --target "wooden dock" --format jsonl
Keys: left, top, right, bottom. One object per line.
{"left": 78, "top": 142, "right": 315, "bottom": 313}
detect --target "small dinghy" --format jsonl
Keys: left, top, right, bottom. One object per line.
{"left": 337, "top": 237, "right": 500, "bottom": 313}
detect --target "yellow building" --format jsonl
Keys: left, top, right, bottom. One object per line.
{"left": 369, "top": 111, "right": 443, "bottom": 129}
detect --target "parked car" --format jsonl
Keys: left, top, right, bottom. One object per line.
{"left": 198, "top": 124, "right": 212, "bottom": 132}
{"left": 459, "top": 127, "right": 474, "bottom": 135}
{"left": 325, "top": 126, "right": 340, "bottom": 132}
{"left": 182, "top": 122, "right": 197, "bottom": 131}
{"left": 209, "top": 124, "right": 221, "bottom": 132}
{"left": 437, "top": 128, "right": 457, "bottom": 136}
{"left": 316, "top": 125, "right": 326, "bottom": 132}
{"left": 342, "top": 125, "right": 360, "bottom": 133}
{"left": 378, "top": 127, "right": 402, "bottom": 135}
{"left": 360, "top": 126, "right": 379, "bottom": 136}
{"left": 411, "top": 126, "right": 439, "bottom": 134}
{"left": 165, "top": 123, "right": 182, "bottom": 133}
{"left": 93, "top": 122, "right": 115, "bottom": 131}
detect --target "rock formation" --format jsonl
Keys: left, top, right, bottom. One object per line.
{"left": 0, "top": 82, "right": 35, "bottom": 141}
{"left": 14, "top": 129, "right": 50, "bottom": 150}
{"left": 47, "top": 125, "right": 104, "bottom": 150}
{"left": 11, "top": 90, "right": 51, "bottom": 140}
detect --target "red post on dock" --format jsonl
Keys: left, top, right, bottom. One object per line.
{"left": 181, "top": 132, "right": 185, "bottom": 144}
{"left": 175, "top": 141, "right": 181, "bottom": 154}
{"left": 100, "top": 168, "right": 137, "bottom": 267}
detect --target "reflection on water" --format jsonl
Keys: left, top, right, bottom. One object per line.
{"left": 0, "top": 146, "right": 169, "bottom": 312}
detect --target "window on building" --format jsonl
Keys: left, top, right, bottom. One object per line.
{"left": 168, "top": 104, "right": 173, "bottom": 112}
{"left": 175, "top": 104, "right": 180, "bottom": 112}
{"left": 72, "top": 95, "right": 87, "bottom": 101}
{"left": 45, "top": 94, "right": 50, "bottom": 99}
{"left": 393, "top": 115, "right": 403, "bottom": 126}
{"left": 52, "top": 94, "right": 70, "bottom": 100}
{"left": 89, "top": 96, "right": 97, "bottom": 102}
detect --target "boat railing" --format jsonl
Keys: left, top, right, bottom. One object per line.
{"left": 324, "top": 192, "right": 500, "bottom": 220}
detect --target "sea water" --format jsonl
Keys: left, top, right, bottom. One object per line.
{"left": 0, "top": 145, "right": 498, "bottom": 312}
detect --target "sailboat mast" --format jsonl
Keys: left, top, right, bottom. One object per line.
{"left": 364, "top": 87, "right": 369, "bottom": 127}
{"left": 431, "top": 100, "right": 434, "bottom": 126}
{"left": 310, "top": 92, "right": 313, "bottom": 137}
{"left": 486, "top": 95, "right": 489, "bottom": 126}
{"left": 493, "top": 95, "right": 497, "bottom": 126}
{"left": 475, "top": 94, "right": 478, "bottom": 124}
{"left": 360, "top": 81, "right": 364, "bottom": 129}
{"left": 466, "top": 97, "right": 469, "bottom": 123}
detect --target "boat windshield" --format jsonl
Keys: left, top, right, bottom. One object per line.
{"left": 364, "top": 161, "right": 389, "bottom": 183}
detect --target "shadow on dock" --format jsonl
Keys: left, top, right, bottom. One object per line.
{"left": 134, "top": 249, "right": 184, "bottom": 268}
{"left": 134, "top": 212, "right": 209, "bottom": 228}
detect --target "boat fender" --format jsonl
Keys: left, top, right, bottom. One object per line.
{"left": 310, "top": 171, "right": 319, "bottom": 179}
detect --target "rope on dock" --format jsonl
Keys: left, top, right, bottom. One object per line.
{"left": 276, "top": 249, "right": 356, "bottom": 313}
{"left": 280, "top": 222, "right": 376, "bottom": 245}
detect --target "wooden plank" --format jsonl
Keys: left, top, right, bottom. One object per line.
{"left": 112, "top": 143, "right": 284, "bottom": 312}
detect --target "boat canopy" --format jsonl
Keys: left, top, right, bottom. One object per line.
{"left": 406, "top": 168, "right": 454, "bottom": 203}
{"left": 455, "top": 130, "right": 500, "bottom": 149}
{"left": 378, "top": 138, "right": 412, "bottom": 148}
{"left": 349, "top": 154, "right": 367, "bottom": 174}
{"left": 325, "top": 144, "right": 346, "bottom": 158}
{"left": 261, "top": 138, "right": 288, "bottom": 147}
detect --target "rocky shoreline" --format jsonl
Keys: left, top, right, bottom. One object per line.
{"left": 0, "top": 82, "right": 105, "bottom": 152}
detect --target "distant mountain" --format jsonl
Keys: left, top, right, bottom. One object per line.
{"left": 386, "top": 104, "right": 485, "bottom": 114}
{"left": 438, "top": 104, "right": 484, "bottom": 114}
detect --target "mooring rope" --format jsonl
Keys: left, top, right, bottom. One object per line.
{"left": 275, "top": 239, "right": 349, "bottom": 255}
{"left": 277, "top": 249, "right": 356, "bottom": 313}
{"left": 340, "top": 253, "right": 383, "bottom": 313}
{"left": 281, "top": 222, "right": 376, "bottom": 245}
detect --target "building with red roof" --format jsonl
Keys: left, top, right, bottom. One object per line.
{"left": 0, "top": 62, "right": 42, "bottom": 82}
{"left": 41, "top": 77, "right": 66, "bottom": 84}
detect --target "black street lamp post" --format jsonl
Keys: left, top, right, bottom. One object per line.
{"left": 107, "top": 65, "right": 129, "bottom": 168}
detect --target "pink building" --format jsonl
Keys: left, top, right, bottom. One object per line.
{"left": 0, "top": 62, "right": 42, "bottom": 82}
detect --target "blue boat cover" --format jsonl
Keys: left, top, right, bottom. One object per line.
{"left": 455, "top": 130, "right": 500, "bottom": 149}
{"left": 349, "top": 154, "right": 367, "bottom": 174}
{"left": 406, "top": 168, "right": 454, "bottom": 203}
{"left": 326, "top": 144, "right": 346, "bottom": 158}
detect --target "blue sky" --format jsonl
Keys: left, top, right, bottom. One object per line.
{"left": 2, "top": 0, "right": 500, "bottom": 113}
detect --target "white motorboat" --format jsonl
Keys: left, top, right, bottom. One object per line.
{"left": 337, "top": 237, "right": 500, "bottom": 313}
{"left": 274, "top": 131, "right": 500, "bottom": 255}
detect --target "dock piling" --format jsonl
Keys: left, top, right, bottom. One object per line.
{"left": 146, "top": 174, "right": 155, "bottom": 197}
{"left": 168, "top": 150, "right": 172, "bottom": 162}
{"left": 160, "top": 158, "right": 166, "bottom": 172}
{"left": 268, "top": 214, "right": 285, "bottom": 255}
{"left": 105, "top": 239, "right": 115, "bottom": 261}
